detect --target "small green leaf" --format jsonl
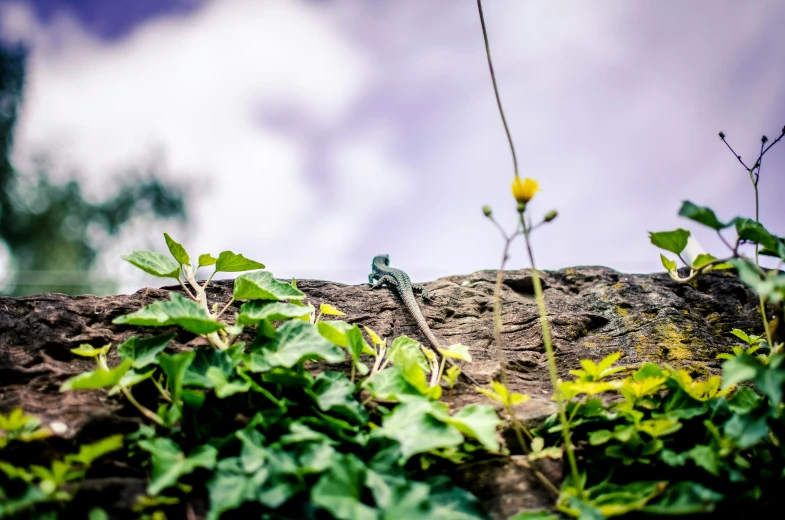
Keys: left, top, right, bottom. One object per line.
{"left": 108, "top": 367, "right": 156, "bottom": 395}
{"left": 678, "top": 201, "right": 729, "bottom": 230}
{"left": 69, "top": 343, "right": 110, "bottom": 358}
{"left": 311, "top": 454, "right": 377, "bottom": 520}
{"left": 363, "top": 366, "right": 427, "bottom": 401}
{"left": 205, "top": 367, "right": 251, "bottom": 398}
{"left": 215, "top": 251, "right": 265, "bottom": 273}
{"left": 730, "top": 329, "right": 752, "bottom": 345}
{"left": 317, "top": 320, "right": 355, "bottom": 347}
{"left": 246, "top": 321, "right": 344, "bottom": 371}
{"left": 117, "top": 334, "right": 175, "bottom": 368}
{"left": 346, "top": 326, "right": 369, "bottom": 364}
{"left": 649, "top": 229, "right": 690, "bottom": 255}
{"left": 733, "top": 218, "right": 779, "bottom": 251}
{"left": 660, "top": 254, "right": 677, "bottom": 272}
{"left": 437, "top": 344, "right": 472, "bottom": 362}
{"left": 441, "top": 403, "right": 501, "bottom": 451}
{"left": 721, "top": 354, "right": 759, "bottom": 390}
{"left": 121, "top": 250, "right": 180, "bottom": 279}
{"left": 319, "top": 303, "right": 346, "bottom": 316}
{"left": 387, "top": 335, "right": 429, "bottom": 371}
{"left": 113, "top": 293, "right": 224, "bottom": 335}
{"left": 237, "top": 301, "right": 314, "bottom": 326}
{"left": 233, "top": 271, "right": 305, "bottom": 301}
{"left": 138, "top": 437, "right": 217, "bottom": 495}
{"left": 182, "top": 347, "right": 232, "bottom": 388}
{"left": 198, "top": 253, "right": 217, "bottom": 269}
{"left": 163, "top": 233, "right": 190, "bottom": 266}
{"left": 309, "top": 371, "right": 368, "bottom": 424}
{"left": 159, "top": 351, "right": 196, "bottom": 405}
{"left": 363, "top": 326, "right": 383, "bottom": 346}
{"left": 373, "top": 400, "right": 464, "bottom": 460}
{"left": 60, "top": 360, "right": 133, "bottom": 391}
{"left": 65, "top": 435, "right": 123, "bottom": 466}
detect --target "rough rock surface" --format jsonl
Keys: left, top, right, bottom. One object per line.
{"left": 0, "top": 266, "right": 769, "bottom": 518}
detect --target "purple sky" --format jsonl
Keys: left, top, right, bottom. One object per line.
{"left": 1, "top": 0, "right": 784, "bottom": 293}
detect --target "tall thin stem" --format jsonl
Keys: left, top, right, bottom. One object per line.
{"left": 477, "top": 0, "right": 519, "bottom": 178}
{"left": 522, "top": 218, "right": 583, "bottom": 498}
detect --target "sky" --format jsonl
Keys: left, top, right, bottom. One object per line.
{"left": 1, "top": 0, "right": 784, "bottom": 293}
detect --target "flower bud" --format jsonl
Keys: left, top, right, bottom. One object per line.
{"left": 544, "top": 210, "right": 558, "bottom": 222}
{"left": 718, "top": 131, "right": 726, "bottom": 139}
{"left": 482, "top": 205, "right": 493, "bottom": 217}
{"left": 762, "top": 135, "right": 769, "bottom": 144}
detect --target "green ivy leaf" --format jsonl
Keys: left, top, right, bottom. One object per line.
{"left": 311, "top": 454, "right": 377, "bottom": 520}
{"left": 643, "top": 481, "right": 722, "bottom": 515}
{"left": 678, "top": 201, "right": 729, "bottom": 230}
{"left": 440, "top": 403, "right": 501, "bottom": 451}
{"left": 233, "top": 271, "right": 305, "bottom": 301}
{"left": 117, "top": 334, "right": 175, "bottom": 368}
{"left": 246, "top": 321, "right": 344, "bottom": 371}
{"left": 237, "top": 301, "right": 313, "bottom": 326}
{"left": 64, "top": 435, "right": 123, "bottom": 466}
{"left": 721, "top": 353, "right": 760, "bottom": 390}
{"left": 206, "top": 458, "right": 268, "bottom": 520}
{"left": 159, "top": 351, "right": 196, "bottom": 405}
{"left": 437, "top": 344, "right": 472, "bottom": 362}
{"left": 733, "top": 218, "right": 779, "bottom": 251}
{"left": 60, "top": 360, "right": 133, "bottom": 391}
{"left": 205, "top": 367, "right": 251, "bottom": 398}
{"left": 113, "top": 293, "right": 224, "bottom": 335}
{"left": 70, "top": 343, "right": 110, "bottom": 357}
{"left": 346, "top": 325, "right": 371, "bottom": 365}
{"left": 649, "top": 229, "right": 690, "bottom": 255}
{"left": 309, "top": 371, "right": 368, "bottom": 424}
{"left": 317, "top": 320, "right": 355, "bottom": 347}
{"left": 121, "top": 250, "right": 180, "bottom": 279}
{"left": 387, "top": 335, "right": 429, "bottom": 372}
{"left": 363, "top": 366, "right": 427, "bottom": 401}
{"left": 660, "top": 254, "right": 677, "bottom": 272}
{"left": 373, "top": 400, "right": 464, "bottom": 461}
{"left": 182, "top": 347, "right": 232, "bottom": 388}
{"left": 137, "top": 437, "right": 217, "bottom": 495}
{"left": 215, "top": 251, "right": 265, "bottom": 273}
{"left": 108, "top": 367, "right": 156, "bottom": 395}
{"left": 198, "top": 253, "right": 217, "bottom": 270}
{"left": 163, "top": 233, "right": 190, "bottom": 266}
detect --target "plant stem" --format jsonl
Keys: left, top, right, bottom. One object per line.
{"left": 121, "top": 387, "right": 164, "bottom": 426}
{"left": 476, "top": 0, "right": 518, "bottom": 178}
{"left": 522, "top": 219, "right": 584, "bottom": 498}
{"left": 760, "top": 295, "right": 774, "bottom": 349}
{"left": 216, "top": 298, "right": 235, "bottom": 320}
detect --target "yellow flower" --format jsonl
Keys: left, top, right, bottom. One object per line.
{"left": 511, "top": 176, "right": 538, "bottom": 203}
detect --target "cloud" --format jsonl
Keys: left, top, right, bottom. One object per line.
{"left": 2, "top": 0, "right": 784, "bottom": 292}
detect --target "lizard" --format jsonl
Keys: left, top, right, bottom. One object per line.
{"left": 368, "top": 254, "right": 480, "bottom": 386}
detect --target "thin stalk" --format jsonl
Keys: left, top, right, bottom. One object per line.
{"left": 216, "top": 298, "right": 235, "bottom": 320}
{"left": 522, "top": 218, "right": 584, "bottom": 498}
{"left": 121, "top": 386, "right": 165, "bottom": 427}
{"left": 477, "top": 0, "right": 518, "bottom": 178}
{"left": 183, "top": 265, "right": 229, "bottom": 350}
{"left": 760, "top": 295, "right": 774, "bottom": 348}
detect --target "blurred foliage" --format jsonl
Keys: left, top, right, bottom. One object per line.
{"left": 0, "top": 45, "right": 185, "bottom": 296}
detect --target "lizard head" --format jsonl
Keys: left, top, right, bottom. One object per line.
{"left": 372, "top": 254, "right": 390, "bottom": 266}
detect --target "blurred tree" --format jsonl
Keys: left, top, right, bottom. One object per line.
{"left": 0, "top": 45, "right": 185, "bottom": 296}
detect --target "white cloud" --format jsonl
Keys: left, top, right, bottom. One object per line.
{"left": 2, "top": 0, "right": 784, "bottom": 293}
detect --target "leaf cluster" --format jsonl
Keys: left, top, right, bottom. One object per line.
{"left": 48, "top": 236, "right": 502, "bottom": 519}
{"left": 539, "top": 348, "right": 785, "bottom": 517}
{"left": 0, "top": 423, "right": 122, "bottom": 518}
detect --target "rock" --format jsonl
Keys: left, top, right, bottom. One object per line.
{"left": 0, "top": 267, "right": 768, "bottom": 518}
